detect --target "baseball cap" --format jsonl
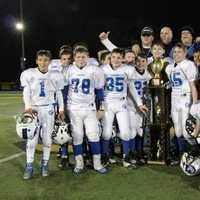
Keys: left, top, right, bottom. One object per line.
{"left": 141, "top": 26, "right": 154, "bottom": 36}
{"left": 180, "top": 26, "right": 194, "bottom": 36}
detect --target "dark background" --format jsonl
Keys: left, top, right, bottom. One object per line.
{"left": 0, "top": 0, "right": 199, "bottom": 82}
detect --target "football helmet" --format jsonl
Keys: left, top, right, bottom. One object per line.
{"left": 186, "top": 114, "right": 196, "bottom": 136}
{"left": 52, "top": 120, "right": 72, "bottom": 145}
{"left": 185, "top": 114, "right": 200, "bottom": 145}
{"left": 180, "top": 152, "right": 200, "bottom": 176}
{"left": 16, "top": 112, "right": 39, "bottom": 140}
{"left": 112, "top": 125, "right": 120, "bottom": 144}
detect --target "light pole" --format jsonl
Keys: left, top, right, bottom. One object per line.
{"left": 15, "top": 0, "right": 26, "bottom": 71}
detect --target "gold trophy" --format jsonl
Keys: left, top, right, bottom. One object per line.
{"left": 149, "top": 59, "right": 164, "bottom": 86}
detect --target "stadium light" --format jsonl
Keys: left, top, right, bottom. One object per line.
{"left": 15, "top": 22, "right": 24, "bottom": 31}
{"left": 15, "top": 0, "right": 26, "bottom": 71}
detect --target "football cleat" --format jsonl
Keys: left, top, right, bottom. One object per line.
{"left": 95, "top": 167, "right": 108, "bottom": 174}
{"left": 41, "top": 163, "right": 49, "bottom": 177}
{"left": 23, "top": 163, "right": 34, "bottom": 180}
{"left": 123, "top": 154, "right": 137, "bottom": 169}
{"left": 74, "top": 155, "right": 84, "bottom": 174}
{"left": 58, "top": 157, "right": 69, "bottom": 169}
{"left": 129, "top": 151, "right": 137, "bottom": 165}
{"left": 73, "top": 167, "right": 84, "bottom": 174}
{"left": 109, "top": 156, "right": 117, "bottom": 164}
{"left": 101, "top": 154, "right": 109, "bottom": 167}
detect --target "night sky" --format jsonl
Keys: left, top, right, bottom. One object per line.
{"left": 0, "top": 0, "right": 199, "bottom": 82}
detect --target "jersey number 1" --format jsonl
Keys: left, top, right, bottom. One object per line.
{"left": 39, "top": 81, "right": 45, "bottom": 97}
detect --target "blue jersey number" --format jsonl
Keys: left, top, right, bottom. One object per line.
{"left": 82, "top": 79, "right": 90, "bottom": 94}
{"left": 170, "top": 72, "right": 183, "bottom": 87}
{"left": 71, "top": 79, "right": 80, "bottom": 93}
{"left": 134, "top": 80, "right": 147, "bottom": 96}
{"left": 106, "top": 77, "right": 124, "bottom": 92}
{"left": 71, "top": 78, "right": 90, "bottom": 94}
{"left": 39, "top": 81, "right": 45, "bottom": 97}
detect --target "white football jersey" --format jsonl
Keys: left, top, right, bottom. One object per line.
{"left": 64, "top": 64, "right": 104, "bottom": 110}
{"left": 88, "top": 57, "right": 99, "bottom": 66}
{"left": 127, "top": 68, "right": 152, "bottom": 110}
{"left": 165, "top": 59, "right": 198, "bottom": 96}
{"left": 48, "top": 59, "right": 69, "bottom": 74}
{"left": 20, "top": 68, "right": 65, "bottom": 107}
{"left": 102, "top": 64, "right": 136, "bottom": 102}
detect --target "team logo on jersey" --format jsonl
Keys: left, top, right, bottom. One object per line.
{"left": 48, "top": 110, "right": 54, "bottom": 115}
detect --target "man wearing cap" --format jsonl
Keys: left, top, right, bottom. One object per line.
{"left": 99, "top": 26, "right": 154, "bottom": 59}
{"left": 140, "top": 26, "right": 154, "bottom": 58}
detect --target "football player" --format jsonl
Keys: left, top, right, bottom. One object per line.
{"left": 64, "top": 46, "right": 107, "bottom": 174}
{"left": 49, "top": 45, "right": 73, "bottom": 72}
{"left": 20, "top": 50, "right": 65, "bottom": 179}
{"left": 124, "top": 49, "right": 136, "bottom": 66}
{"left": 97, "top": 50, "right": 111, "bottom": 66}
{"left": 101, "top": 48, "right": 148, "bottom": 168}
{"left": 127, "top": 53, "right": 152, "bottom": 164}
{"left": 49, "top": 46, "right": 73, "bottom": 169}
{"left": 165, "top": 43, "right": 198, "bottom": 162}
{"left": 148, "top": 40, "right": 174, "bottom": 74}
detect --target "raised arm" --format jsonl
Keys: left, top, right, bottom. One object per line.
{"left": 99, "top": 31, "right": 118, "bottom": 52}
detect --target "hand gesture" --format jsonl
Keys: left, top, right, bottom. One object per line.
{"left": 99, "top": 31, "right": 110, "bottom": 41}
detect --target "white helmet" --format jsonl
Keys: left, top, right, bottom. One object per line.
{"left": 180, "top": 152, "right": 200, "bottom": 176}
{"left": 52, "top": 121, "right": 72, "bottom": 145}
{"left": 16, "top": 112, "right": 39, "bottom": 140}
{"left": 185, "top": 114, "right": 200, "bottom": 145}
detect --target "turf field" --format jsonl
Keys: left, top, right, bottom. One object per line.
{"left": 0, "top": 92, "right": 200, "bottom": 200}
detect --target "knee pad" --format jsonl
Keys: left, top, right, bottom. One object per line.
{"left": 120, "top": 132, "right": 129, "bottom": 141}
{"left": 87, "top": 132, "right": 99, "bottom": 142}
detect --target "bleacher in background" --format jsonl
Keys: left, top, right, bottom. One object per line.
{"left": 0, "top": 82, "right": 19, "bottom": 91}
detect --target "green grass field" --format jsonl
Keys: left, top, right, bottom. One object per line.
{"left": 0, "top": 92, "right": 200, "bottom": 200}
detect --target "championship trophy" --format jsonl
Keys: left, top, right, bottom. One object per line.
{"left": 143, "top": 58, "right": 171, "bottom": 165}
{"left": 149, "top": 59, "right": 164, "bottom": 86}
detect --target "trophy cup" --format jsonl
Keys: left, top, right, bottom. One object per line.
{"left": 149, "top": 59, "right": 164, "bottom": 86}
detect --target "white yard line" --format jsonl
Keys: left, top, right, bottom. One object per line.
{"left": 0, "top": 152, "right": 25, "bottom": 164}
